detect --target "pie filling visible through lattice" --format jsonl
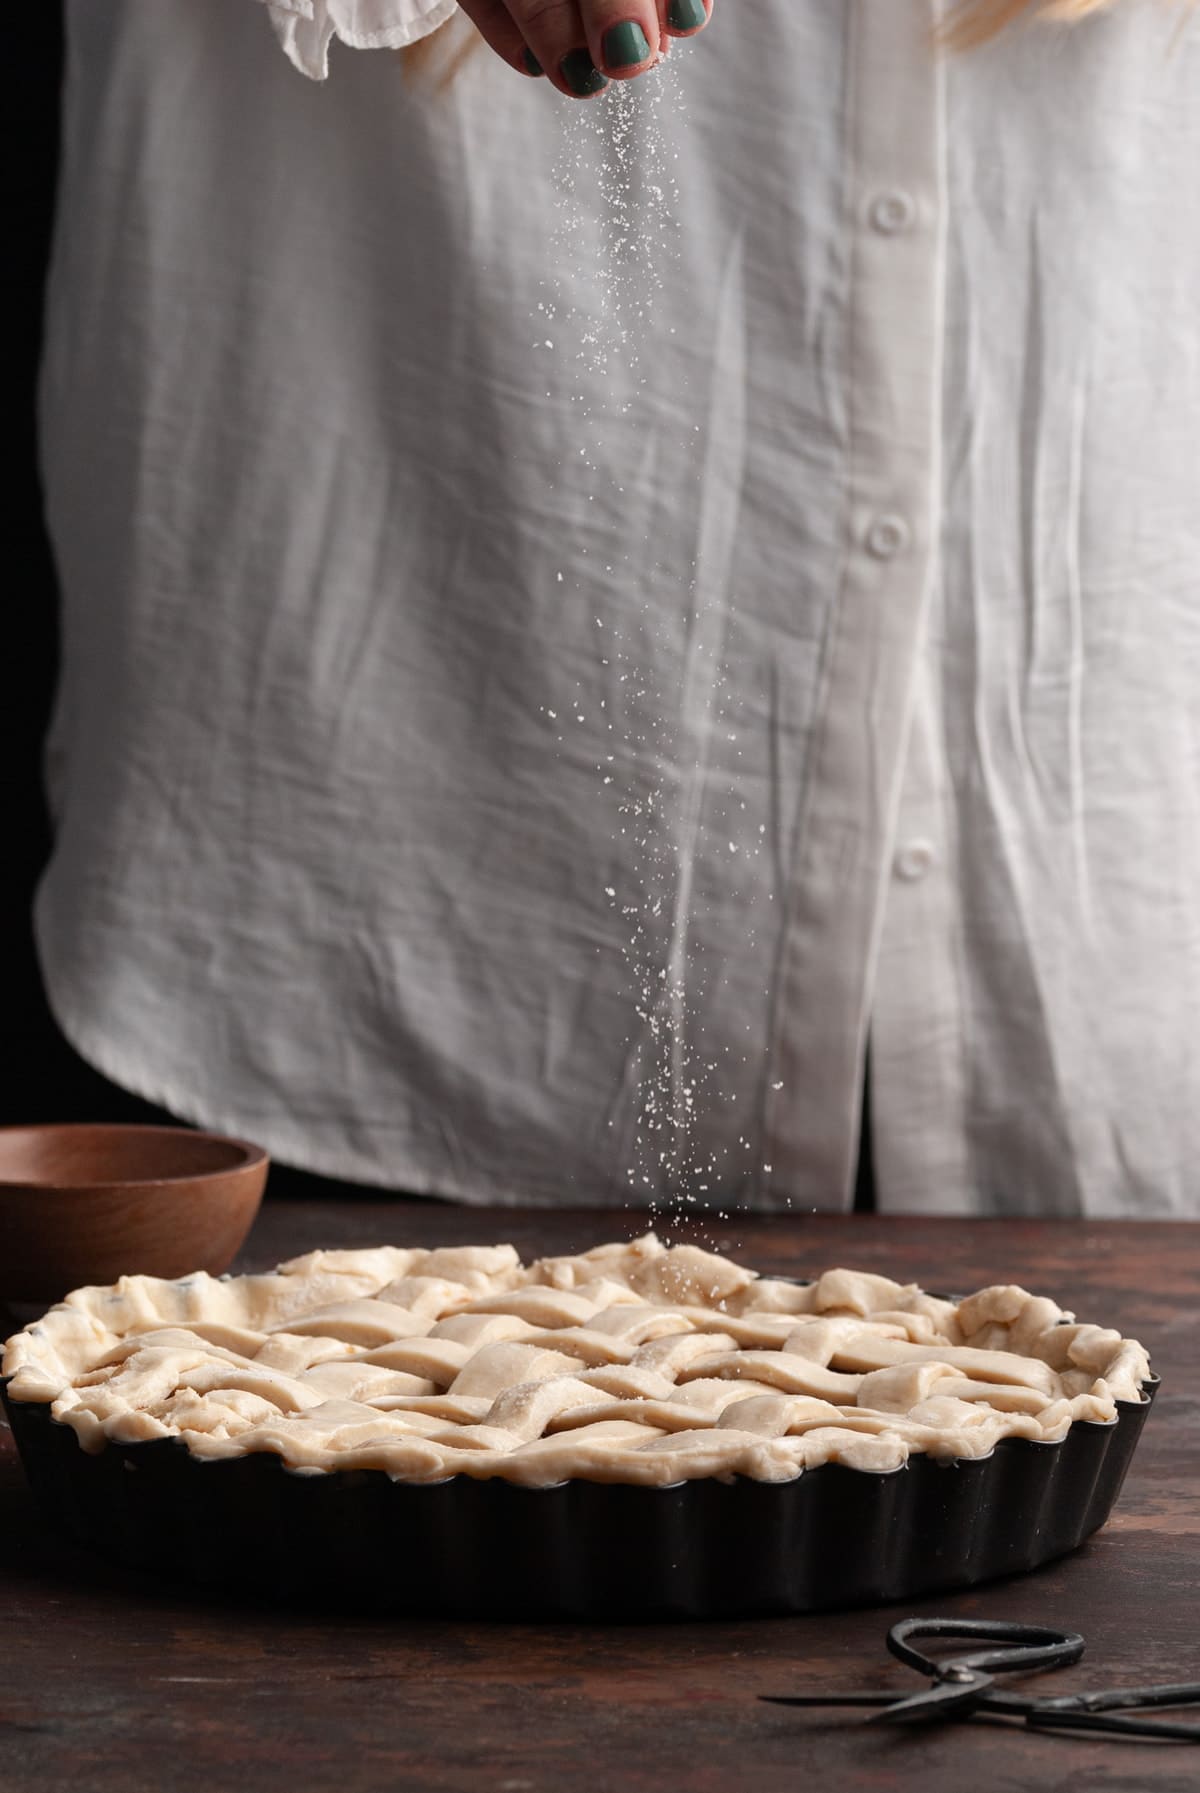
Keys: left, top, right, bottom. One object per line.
{"left": 2, "top": 1235, "right": 1151, "bottom": 1487}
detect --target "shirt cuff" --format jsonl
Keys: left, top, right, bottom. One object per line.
{"left": 262, "top": 0, "right": 460, "bottom": 82}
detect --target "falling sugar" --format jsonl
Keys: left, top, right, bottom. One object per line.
{"left": 534, "top": 55, "right": 774, "bottom": 1241}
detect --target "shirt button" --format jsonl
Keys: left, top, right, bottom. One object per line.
{"left": 894, "top": 839, "right": 936, "bottom": 883}
{"left": 865, "top": 514, "right": 910, "bottom": 559}
{"left": 869, "top": 190, "right": 916, "bottom": 235}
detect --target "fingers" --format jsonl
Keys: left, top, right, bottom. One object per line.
{"left": 662, "top": 0, "right": 710, "bottom": 38}
{"left": 458, "top": 0, "right": 712, "bottom": 96}
{"left": 503, "top": 1, "right": 613, "bottom": 98}
{"left": 569, "top": 0, "right": 711, "bottom": 86}
{"left": 507, "top": 0, "right": 669, "bottom": 96}
{"left": 577, "top": 3, "right": 663, "bottom": 82}
{"left": 456, "top": 0, "right": 546, "bottom": 79}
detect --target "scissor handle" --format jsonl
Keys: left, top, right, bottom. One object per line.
{"left": 888, "top": 1617, "right": 1086, "bottom": 1683}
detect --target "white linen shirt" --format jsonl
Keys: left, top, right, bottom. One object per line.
{"left": 36, "top": 0, "right": 1200, "bottom": 1215}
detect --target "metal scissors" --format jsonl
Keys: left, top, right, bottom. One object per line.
{"left": 761, "top": 1617, "right": 1200, "bottom": 1741}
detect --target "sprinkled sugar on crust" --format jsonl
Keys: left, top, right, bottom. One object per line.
{"left": 2, "top": 1235, "right": 1151, "bottom": 1487}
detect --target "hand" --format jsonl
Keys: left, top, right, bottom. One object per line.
{"left": 456, "top": 1, "right": 712, "bottom": 99}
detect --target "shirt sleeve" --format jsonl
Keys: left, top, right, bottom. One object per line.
{"left": 261, "top": 0, "right": 460, "bottom": 81}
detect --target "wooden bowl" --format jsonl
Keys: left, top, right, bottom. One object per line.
{"left": 0, "top": 1123, "right": 268, "bottom": 1305}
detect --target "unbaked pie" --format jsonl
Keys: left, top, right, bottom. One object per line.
{"left": 2, "top": 1233, "right": 1151, "bottom": 1487}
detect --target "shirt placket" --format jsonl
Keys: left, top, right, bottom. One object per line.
{"left": 762, "top": 0, "right": 947, "bottom": 1210}
{"left": 871, "top": 624, "right": 971, "bottom": 1210}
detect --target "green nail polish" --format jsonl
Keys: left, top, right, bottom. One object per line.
{"left": 560, "top": 48, "right": 609, "bottom": 96}
{"left": 603, "top": 21, "right": 651, "bottom": 69}
{"left": 521, "top": 47, "right": 543, "bottom": 76}
{"left": 667, "top": 0, "right": 707, "bottom": 30}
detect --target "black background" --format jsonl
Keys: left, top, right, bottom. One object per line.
{"left": 7, "top": 1, "right": 66, "bottom": 1125}
{"left": 6, "top": 3, "right": 165, "bottom": 1131}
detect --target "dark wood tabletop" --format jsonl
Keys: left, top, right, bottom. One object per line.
{"left": 2, "top": 1202, "right": 1196, "bottom": 1792}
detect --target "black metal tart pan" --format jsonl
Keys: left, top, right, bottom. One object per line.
{"left": 1, "top": 1375, "right": 1156, "bottom": 1618}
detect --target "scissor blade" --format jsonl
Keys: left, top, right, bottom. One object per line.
{"left": 865, "top": 1678, "right": 987, "bottom": 1726}
{"left": 759, "top": 1693, "right": 897, "bottom": 1709}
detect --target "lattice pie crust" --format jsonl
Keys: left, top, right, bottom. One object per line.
{"left": 2, "top": 1235, "right": 1151, "bottom": 1486}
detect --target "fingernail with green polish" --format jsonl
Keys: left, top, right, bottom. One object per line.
{"left": 668, "top": 0, "right": 707, "bottom": 30}
{"left": 560, "top": 48, "right": 609, "bottom": 96}
{"left": 521, "top": 47, "right": 543, "bottom": 76}
{"left": 603, "top": 21, "right": 651, "bottom": 69}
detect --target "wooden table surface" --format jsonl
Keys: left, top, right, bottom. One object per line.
{"left": 2, "top": 1202, "right": 1197, "bottom": 1792}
